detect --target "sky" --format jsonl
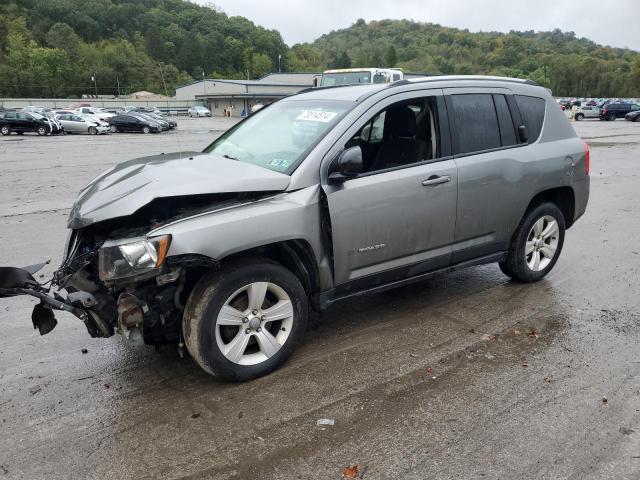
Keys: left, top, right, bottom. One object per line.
{"left": 196, "top": 0, "right": 640, "bottom": 51}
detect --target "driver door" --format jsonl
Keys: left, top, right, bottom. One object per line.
{"left": 322, "top": 90, "right": 458, "bottom": 288}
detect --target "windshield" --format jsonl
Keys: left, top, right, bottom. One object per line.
{"left": 320, "top": 72, "right": 371, "bottom": 86}
{"left": 204, "top": 99, "right": 351, "bottom": 174}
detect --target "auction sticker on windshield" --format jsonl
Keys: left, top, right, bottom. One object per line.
{"left": 296, "top": 110, "right": 338, "bottom": 122}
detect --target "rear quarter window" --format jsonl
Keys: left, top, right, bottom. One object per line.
{"left": 515, "top": 95, "right": 545, "bottom": 143}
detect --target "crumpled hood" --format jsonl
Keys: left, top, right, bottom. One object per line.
{"left": 68, "top": 151, "right": 290, "bottom": 228}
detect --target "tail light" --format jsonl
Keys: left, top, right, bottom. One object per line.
{"left": 584, "top": 142, "right": 590, "bottom": 175}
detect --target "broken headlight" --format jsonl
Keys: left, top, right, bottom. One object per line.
{"left": 98, "top": 235, "right": 171, "bottom": 282}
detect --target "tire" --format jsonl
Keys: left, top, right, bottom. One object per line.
{"left": 37, "top": 126, "right": 48, "bottom": 136}
{"left": 0, "top": 125, "right": 9, "bottom": 136}
{"left": 88, "top": 126, "right": 97, "bottom": 135}
{"left": 499, "top": 202, "right": 566, "bottom": 283}
{"left": 575, "top": 113, "right": 584, "bottom": 121}
{"left": 634, "top": 116, "right": 640, "bottom": 123}
{"left": 183, "top": 258, "right": 308, "bottom": 381}
{"left": 142, "top": 126, "right": 150, "bottom": 134}
{"left": 607, "top": 113, "right": 616, "bottom": 121}
{"left": 110, "top": 125, "right": 118, "bottom": 133}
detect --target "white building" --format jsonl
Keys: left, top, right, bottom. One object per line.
{"left": 174, "top": 72, "right": 320, "bottom": 117}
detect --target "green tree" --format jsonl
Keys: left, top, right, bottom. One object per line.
{"left": 384, "top": 45, "right": 397, "bottom": 67}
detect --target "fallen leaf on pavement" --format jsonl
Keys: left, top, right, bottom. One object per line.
{"left": 343, "top": 465, "right": 359, "bottom": 479}
{"left": 527, "top": 329, "right": 539, "bottom": 338}
{"left": 426, "top": 367, "right": 433, "bottom": 374}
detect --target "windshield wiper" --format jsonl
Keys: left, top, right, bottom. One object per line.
{"left": 222, "top": 154, "right": 238, "bottom": 161}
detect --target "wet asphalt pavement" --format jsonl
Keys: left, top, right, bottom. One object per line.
{"left": 1, "top": 116, "right": 640, "bottom": 479}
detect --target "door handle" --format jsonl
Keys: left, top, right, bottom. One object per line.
{"left": 422, "top": 175, "right": 451, "bottom": 186}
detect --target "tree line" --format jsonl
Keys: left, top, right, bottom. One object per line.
{"left": 0, "top": 1, "right": 638, "bottom": 98}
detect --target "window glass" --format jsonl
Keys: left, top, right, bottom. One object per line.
{"left": 632, "top": 105, "right": 640, "bottom": 111}
{"left": 493, "top": 94, "right": 517, "bottom": 147}
{"left": 204, "top": 99, "right": 350, "bottom": 174}
{"left": 450, "top": 94, "right": 501, "bottom": 154}
{"left": 347, "top": 97, "right": 440, "bottom": 173}
{"left": 5, "top": 112, "right": 15, "bottom": 119}
{"left": 515, "top": 95, "right": 545, "bottom": 143}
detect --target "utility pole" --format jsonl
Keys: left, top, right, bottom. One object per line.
{"left": 92, "top": 74, "right": 97, "bottom": 97}
{"left": 116, "top": 75, "right": 121, "bottom": 97}
{"left": 203, "top": 70, "right": 206, "bottom": 95}
{"left": 278, "top": 54, "right": 282, "bottom": 73}
{"left": 158, "top": 63, "right": 169, "bottom": 97}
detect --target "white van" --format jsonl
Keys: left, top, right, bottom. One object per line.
{"left": 317, "top": 68, "right": 403, "bottom": 87}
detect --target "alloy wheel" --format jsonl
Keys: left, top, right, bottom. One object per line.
{"left": 525, "top": 215, "right": 559, "bottom": 272}
{"left": 215, "top": 282, "right": 294, "bottom": 365}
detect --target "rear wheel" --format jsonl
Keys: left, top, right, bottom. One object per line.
{"left": 575, "top": 113, "right": 584, "bottom": 121}
{"left": 110, "top": 125, "right": 118, "bottom": 133}
{"left": 607, "top": 113, "right": 616, "bottom": 121}
{"left": 183, "top": 259, "right": 308, "bottom": 381}
{"left": 499, "top": 202, "right": 565, "bottom": 283}
{"left": 37, "top": 126, "right": 48, "bottom": 136}
{"left": 0, "top": 125, "right": 9, "bottom": 136}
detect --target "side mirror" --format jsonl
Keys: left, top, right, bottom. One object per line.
{"left": 329, "top": 146, "right": 363, "bottom": 182}
{"left": 518, "top": 125, "right": 528, "bottom": 143}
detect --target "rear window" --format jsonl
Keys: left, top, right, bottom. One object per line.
{"left": 515, "top": 95, "right": 545, "bottom": 143}
{"left": 449, "top": 94, "right": 501, "bottom": 155}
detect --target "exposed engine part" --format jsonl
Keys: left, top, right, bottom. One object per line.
{"left": 156, "top": 268, "right": 182, "bottom": 286}
{"left": 67, "top": 291, "right": 98, "bottom": 308}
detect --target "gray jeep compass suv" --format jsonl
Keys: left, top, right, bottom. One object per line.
{"left": 0, "top": 76, "right": 589, "bottom": 381}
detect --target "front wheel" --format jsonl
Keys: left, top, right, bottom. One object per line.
{"left": 110, "top": 125, "right": 118, "bottom": 133}
{"left": 37, "top": 126, "right": 48, "bottom": 136}
{"left": 575, "top": 113, "right": 584, "bottom": 121}
{"left": 183, "top": 259, "right": 308, "bottom": 381}
{"left": 88, "top": 126, "right": 97, "bottom": 135}
{"left": 499, "top": 202, "right": 565, "bottom": 283}
{"left": 607, "top": 113, "right": 616, "bottom": 121}
{"left": 142, "top": 126, "right": 150, "bottom": 134}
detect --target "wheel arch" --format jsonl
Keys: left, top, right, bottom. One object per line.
{"left": 219, "top": 239, "right": 321, "bottom": 310}
{"left": 523, "top": 186, "right": 576, "bottom": 229}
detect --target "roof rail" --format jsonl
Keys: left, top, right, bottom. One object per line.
{"left": 296, "top": 84, "right": 358, "bottom": 95}
{"left": 387, "top": 75, "right": 540, "bottom": 89}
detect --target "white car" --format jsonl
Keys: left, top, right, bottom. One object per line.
{"left": 571, "top": 105, "right": 600, "bottom": 121}
{"left": 75, "top": 107, "right": 115, "bottom": 122}
{"left": 188, "top": 106, "right": 211, "bottom": 117}
{"left": 55, "top": 113, "right": 110, "bottom": 134}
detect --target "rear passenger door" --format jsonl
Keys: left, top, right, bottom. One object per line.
{"left": 445, "top": 88, "right": 532, "bottom": 263}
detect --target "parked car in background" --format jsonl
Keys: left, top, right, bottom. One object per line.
{"left": 0, "top": 111, "right": 63, "bottom": 136}
{"left": 138, "top": 111, "right": 176, "bottom": 129}
{"left": 55, "top": 113, "right": 109, "bottom": 134}
{"left": 188, "top": 106, "right": 211, "bottom": 117}
{"left": 107, "top": 114, "right": 161, "bottom": 133}
{"left": 572, "top": 105, "right": 600, "bottom": 121}
{"left": 130, "top": 112, "right": 168, "bottom": 131}
{"left": 625, "top": 110, "right": 640, "bottom": 122}
{"left": 600, "top": 102, "right": 640, "bottom": 120}
{"left": 131, "top": 106, "right": 163, "bottom": 115}
{"left": 75, "top": 107, "right": 115, "bottom": 122}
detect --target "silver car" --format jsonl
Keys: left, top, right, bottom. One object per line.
{"left": 1, "top": 76, "right": 589, "bottom": 381}
{"left": 188, "top": 106, "right": 211, "bottom": 117}
{"left": 56, "top": 113, "right": 110, "bottom": 134}
{"left": 572, "top": 105, "right": 600, "bottom": 121}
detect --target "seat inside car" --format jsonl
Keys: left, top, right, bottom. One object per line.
{"left": 369, "top": 105, "right": 431, "bottom": 172}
